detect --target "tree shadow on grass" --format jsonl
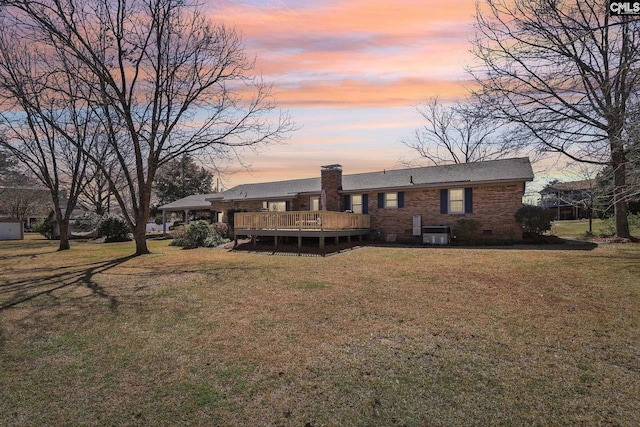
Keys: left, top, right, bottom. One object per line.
{"left": 0, "top": 255, "right": 135, "bottom": 312}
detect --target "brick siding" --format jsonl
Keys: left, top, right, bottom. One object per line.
{"left": 366, "top": 183, "right": 525, "bottom": 241}
{"left": 210, "top": 182, "right": 526, "bottom": 241}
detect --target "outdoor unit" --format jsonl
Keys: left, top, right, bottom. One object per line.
{"left": 422, "top": 226, "right": 451, "bottom": 245}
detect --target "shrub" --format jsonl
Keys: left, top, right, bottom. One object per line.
{"left": 170, "top": 225, "right": 187, "bottom": 240}
{"left": 515, "top": 205, "right": 554, "bottom": 237}
{"left": 212, "top": 222, "right": 229, "bottom": 238}
{"left": 170, "top": 220, "right": 229, "bottom": 249}
{"left": 97, "top": 215, "right": 131, "bottom": 242}
{"left": 32, "top": 218, "right": 55, "bottom": 240}
{"left": 598, "top": 214, "right": 639, "bottom": 237}
{"left": 598, "top": 218, "right": 616, "bottom": 237}
{"left": 72, "top": 212, "right": 100, "bottom": 233}
{"left": 453, "top": 218, "right": 481, "bottom": 243}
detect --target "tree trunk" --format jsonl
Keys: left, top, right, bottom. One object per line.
{"left": 133, "top": 223, "right": 150, "bottom": 256}
{"left": 613, "top": 164, "right": 631, "bottom": 238}
{"left": 611, "top": 137, "right": 631, "bottom": 238}
{"left": 58, "top": 221, "right": 71, "bottom": 251}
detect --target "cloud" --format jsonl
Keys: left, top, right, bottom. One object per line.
{"left": 205, "top": 0, "right": 478, "bottom": 108}
{"left": 272, "top": 77, "right": 475, "bottom": 107}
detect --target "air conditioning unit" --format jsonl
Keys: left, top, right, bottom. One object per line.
{"left": 422, "top": 226, "right": 451, "bottom": 245}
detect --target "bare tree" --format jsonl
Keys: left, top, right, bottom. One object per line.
{"left": 0, "top": 0, "right": 294, "bottom": 256}
{"left": 0, "top": 31, "right": 96, "bottom": 250}
{"left": 471, "top": 0, "right": 640, "bottom": 238}
{"left": 402, "top": 97, "right": 511, "bottom": 165}
{"left": 0, "top": 185, "right": 50, "bottom": 223}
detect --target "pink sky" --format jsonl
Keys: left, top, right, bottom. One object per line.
{"left": 204, "top": 0, "right": 483, "bottom": 187}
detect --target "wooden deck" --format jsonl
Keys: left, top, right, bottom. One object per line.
{"left": 234, "top": 211, "right": 370, "bottom": 249}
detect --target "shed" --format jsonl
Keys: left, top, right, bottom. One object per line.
{"left": 0, "top": 219, "right": 24, "bottom": 240}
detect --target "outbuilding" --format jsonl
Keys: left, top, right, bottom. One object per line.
{"left": 0, "top": 219, "right": 24, "bottom": 240}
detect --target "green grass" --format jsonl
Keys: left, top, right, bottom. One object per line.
{"left": 1, "top": 235, "right": 639, "bottom": 426}
{"left": 550, "top": 217, "right": 640, "bottom": 238}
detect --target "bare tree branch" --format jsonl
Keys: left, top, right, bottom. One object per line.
{"left": 471, "top": 0, "right": 640, "bottom": 237}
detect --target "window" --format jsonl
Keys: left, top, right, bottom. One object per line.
{"left": 440, "top": 188, "right": 473, "bottom": 214}
{"left": 377, "top": 192, "right": 404, "bottom": 209}
{"left": 344, "top": 194, "right": 369, "bottom": 213}
{"left": 310, "top": 196, "right": 320, "bottom": 211}
{"left": 449, "top": 189, "right": 464, "bottom": 214}
{"left": 262, "top": 201, "right": 288, "bottom": 212}
{"left": 385, "top": 192, "right": 398, "bottom": 209}
{"left": 352, "top": 195, "right": 363, "bottom": 214}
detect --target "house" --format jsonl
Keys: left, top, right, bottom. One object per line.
{"left": 157, "top": 193, "right": 220, "bottom": 233}
{"left": 159, "top": 157, "right": 534, "bottom": 245}
{"left": 539, "top": 179, "right": 594, "bottom": 220}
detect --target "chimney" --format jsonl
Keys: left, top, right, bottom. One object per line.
{"left": 321, "top": 164, "right": 343, "bottom": 211}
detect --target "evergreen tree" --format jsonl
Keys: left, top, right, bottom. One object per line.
{"left": 154, "top": 155, "right": 213, "bottom": 205}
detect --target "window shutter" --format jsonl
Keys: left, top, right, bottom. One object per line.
{"left": 465, "top": 188, "right": 473, "bottom": 213}
{"left": 398, "top": 191, "right": 404, "bottom": 208}
{"left": 440, "top": 189, "right": 448, "bottom": 214}
{"left": 378, "top": 193, "right": 384, "bottom": 208}
{"left": 362, "top": 194, "right": 369, "bottom": 214}
{"left": 344, "top": 195, "right": 351, "bottom": 211}
{"left": 285, "top": 201, "right": 291, "bottom": 211}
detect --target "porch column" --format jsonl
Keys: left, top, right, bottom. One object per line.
{"left": 162, "top": 210, "right": 167, "bottom": 236}
{"left": 184, "top": 209, "right": 190, "bottom": 224}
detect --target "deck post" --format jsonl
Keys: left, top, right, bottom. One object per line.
{"left": 298, "top": 235, "right": 302, "bottom": 248}
{"left": 335, "top": 236, "right": 339, "bottom": 245}
{"left": 319, "top": 235, "right": 325, "bottom": 249}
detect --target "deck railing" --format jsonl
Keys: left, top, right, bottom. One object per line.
{"left": 234, "top": 211, "right": 370, "bottom": 231}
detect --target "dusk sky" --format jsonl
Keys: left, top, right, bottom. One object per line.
{"left": 205, "top": 0, "right": 538, "bottom": 189}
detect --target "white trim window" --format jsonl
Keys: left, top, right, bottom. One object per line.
{"left": 310, "top": 196, "right": 320, "bottom": 211}
{"left": 385, "top": 192, "right": 398, "bottom": 209}
{"left": 449, "top": 189, "right": 464, "bottom": 214}
{"left": 440, "top": 188, "right": 473, "bottom": 214}
{"left": 262, "top": 201, "right": 287, "bottom": 212}
{"left": 351, "top": 194, "right": 363, "bottom": 214}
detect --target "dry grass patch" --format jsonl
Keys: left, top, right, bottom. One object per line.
{"left": 1, "top": 236, "right": 639, "bottom": 425}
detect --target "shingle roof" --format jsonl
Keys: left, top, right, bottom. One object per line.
{"left": 206, "top": 177, "right": 321, "bottom": 202}
{"left": 342, "top": 157, "right": 533, "bottom": 192}
{"left": 540, "top": 179, "right": 594, "bottom": 193}
{"left": 160, "top": 157, "right": 533, "bottom": 208}
{"left": 159, "top": 193, "right": 219, "bottom": 211}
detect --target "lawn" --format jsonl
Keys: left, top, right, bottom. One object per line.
{"left": 550, "top": 218, "right": 640, "bottom": 238}
{"left": 1, "top": 235, "right": 639, "bottom": 426}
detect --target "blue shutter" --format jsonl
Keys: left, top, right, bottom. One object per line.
{"left": 285, "top": 201, "right": 291, "bottom": 211}
{"left": 344, "top": 195, "right": 351, "bottom": 211}
{"left": 398, "top": 192, "right": 404, "bottom": 208}
{"left": 440, "top": 189, "right": 448, "bottom": 214}
{"left": 378, "top": 193, "right": 384, "bottom": 208}
{"left": 362, "top": 194, "right": 369, "bottom": 214}
{"left": 465, "top": 188, "right": 473, "bottom": 213}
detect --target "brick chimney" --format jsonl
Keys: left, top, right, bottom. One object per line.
{"left": 321, "top": 164, "right": 343, "bottom": 211}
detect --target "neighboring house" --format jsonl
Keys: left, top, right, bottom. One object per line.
{"left": 158, "top": 193, "right": 221, "bottom": 233}
{"left": 539, "top": 179, "right": 594, "bottom": 220}
{"left": 0, "top": 185, "right": 50, "bottom": 230}
{"left": 43, "top": 197, "right": 96, "bottom": 238}
{"left": 161, "top": 157, "right": 534, "bottom": 244}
